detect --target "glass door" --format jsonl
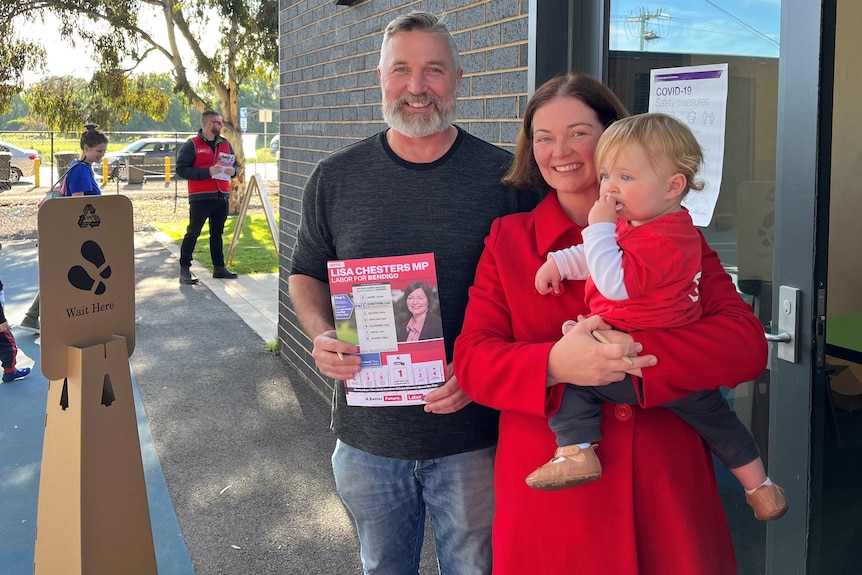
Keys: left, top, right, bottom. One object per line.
{"left": 803, "top": 1, "right": 862, "bottom": 573}
{"left": 604, "top": 3, "right": 782, "bottom": 569}
{"left": 604, "top": 1, "right": 861, "bottom": 573}
{"left": 544, "top": 1, "right": 858, "bottom": 571}
{"left": 601, "top": 1, "right": 833, "bottom": 573}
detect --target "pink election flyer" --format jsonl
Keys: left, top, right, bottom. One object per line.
{"left": 328, "top": 253, "right": 447, "bottom": 406}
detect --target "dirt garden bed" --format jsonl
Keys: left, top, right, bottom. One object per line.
{"left": 0, "top": 179, "right": 279, "bottom": 242}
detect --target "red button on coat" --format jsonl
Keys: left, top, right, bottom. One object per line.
{"left": 614, "top": 404, "right": 633, "bottom": 421}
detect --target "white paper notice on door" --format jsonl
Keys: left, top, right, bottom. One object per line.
{"left": 649, "top": 63, "right": 728, "bottom": 227}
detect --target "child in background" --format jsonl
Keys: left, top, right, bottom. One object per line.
{"left": 0, "top": 243, "right": 32, "bottom": 383}
{"left": 528, "top": 113, "right": 787, "bottom": 521}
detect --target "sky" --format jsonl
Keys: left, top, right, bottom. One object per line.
{"left": 23, "top": 0, "right": 781, "bottom": 84}
{"left": 21, "top": 11, "right": 190, "bottom": 85}
{"left": 610, "top": 0, "right": 781, "bottom": 57}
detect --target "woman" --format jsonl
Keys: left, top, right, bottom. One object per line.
{"left": 397, "top": 280, "right": 444, "bottom": 342}
{"left": 20, "top": 125, "right": 109, "bottom": 334}
{"left": 453, "top": 73, "right": 767, "bottom": 574}
{"left": 63, "top": 125, "right": 108, "bottom": 197}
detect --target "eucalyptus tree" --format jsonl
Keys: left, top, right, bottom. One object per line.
{"left": 2, "top": 0, "right": 278, "bottom": 209}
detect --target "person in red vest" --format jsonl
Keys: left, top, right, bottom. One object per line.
{"left": 176, "top": 109, "right": 239, "bottom": 285}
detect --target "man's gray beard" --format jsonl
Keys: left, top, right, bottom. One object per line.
{"left": 383, "top": 99, "right": 457, "bottom": 138}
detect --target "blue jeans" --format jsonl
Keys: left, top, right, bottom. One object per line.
{"left": 332, "top": 440, "right": 495, "bottom": 575}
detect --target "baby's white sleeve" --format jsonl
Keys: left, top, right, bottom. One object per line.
{"left": 582, "top": 222, "right": 629, "bottom": 300}
{"left": 549, "top": 244, "right": 590, "bottom": 280}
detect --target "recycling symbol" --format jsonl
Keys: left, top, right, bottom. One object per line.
{"left": 757, "top": 210, "right": 774, "bottom": 248}
{"left": 77, "top": 204, "right": 101, "bottom": 228}
{"left": 68, "top": 240, "right": 112, "bottom": 295}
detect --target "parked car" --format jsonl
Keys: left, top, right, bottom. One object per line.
{"left": 270, "top": 134, "right": 279, "bottom": 159}
{"left": 99, "top": 137, "right": 186, "bottom": 181}
{"left": 0, "top": 140, "right": 39, "bottom": 183}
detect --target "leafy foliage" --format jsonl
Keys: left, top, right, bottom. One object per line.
{"left": 2, "top": 0, "right": 279, "bottom": 209}
{"left": 123, "top": 73, "right": 198, "bottom": 132}
{"left": 24, "top": 73, "right": 170, "bottom": 131}
{"left": 0, "top": 95, "right": 42, "bottom": 130}
{"left": 0, "top": 17, "right": 45, "bottom": 114}
{"left": 24, "top": 77, "right": 88, "bottom": 132}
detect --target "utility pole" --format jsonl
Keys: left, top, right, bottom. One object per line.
{"left": 259, "top": 109, "right": 272, "bottom": 180}
{"left": 626, "top": 7, "right": 672, "bottom": 51}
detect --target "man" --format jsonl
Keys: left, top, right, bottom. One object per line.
{"left": 176, "top": 109, "right": 239, "bottom": 284}
{"left": 288, "top": 11, "right": 540, "bottom": 574}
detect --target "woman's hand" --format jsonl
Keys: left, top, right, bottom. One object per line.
{"left": 311, "top": 330, "right": 361, "bottom": 380}
{"left": 547, "top": 315, "right": 656, "bottom": 387}
{"left": 424, "top": 372, "right": 473, "bottom": 414}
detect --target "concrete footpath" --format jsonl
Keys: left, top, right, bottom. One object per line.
{"left": 0, "top": 234, "right": 366, "bottom": 574}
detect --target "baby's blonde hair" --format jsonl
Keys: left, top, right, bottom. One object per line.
{"left": 595, "top": 112, "right": 704, "bottom": 196}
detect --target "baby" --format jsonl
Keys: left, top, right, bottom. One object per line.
{"left": 528, "top": 113, "right": 787, "bottom": 521}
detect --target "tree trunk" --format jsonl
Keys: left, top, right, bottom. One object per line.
{"left": 221, "top": 125, "right": 245, "bottom": 215}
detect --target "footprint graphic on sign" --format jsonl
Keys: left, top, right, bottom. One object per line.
{"left": 756, "top": 210, "right": 774, "bottom": 248}
{"left": 68, "top": 240, "right": 112, "bottom": 295}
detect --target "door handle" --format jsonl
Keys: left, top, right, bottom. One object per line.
{"left": 775, "top": 286, "right": 800, "bottom": 363}
{"left": 765, "top": 331, "right": 792, "bottom": 343}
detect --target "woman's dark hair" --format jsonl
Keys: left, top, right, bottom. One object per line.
{"left": 503, "top": 73, "right": 629, "bottom": 190}
{"left": 79, "top": 124, "right": 109, "bottom": 159}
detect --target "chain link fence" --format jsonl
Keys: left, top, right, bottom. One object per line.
{"left": 0, "top": 130, "right": 278, "bottom": 189}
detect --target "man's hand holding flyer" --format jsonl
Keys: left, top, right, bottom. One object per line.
{"left": 212, "top": 151, "right": 235, "bottom": 181}
{"left": 328, "top": 253, "right": 447, "bottom": 407}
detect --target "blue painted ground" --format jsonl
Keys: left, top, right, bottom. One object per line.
{"left": 0, "top": 240, "right": 194, "bottom": 575}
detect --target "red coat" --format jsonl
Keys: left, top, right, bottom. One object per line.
{"left": 454, "top": 191, "right": 767, "bottom": 575}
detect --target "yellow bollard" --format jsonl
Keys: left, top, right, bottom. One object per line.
{"left": 102, "top": 158, "right": 109, "bottom": 182}
{"left": 34, "top": 157, "right": 41, "bottom": 187}
{"left": 165, "top": 157, "right": 171, "bottom": 183}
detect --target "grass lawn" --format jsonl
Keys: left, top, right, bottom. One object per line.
{"left": 153, "top": 213, "right": 278, "bottom": 275}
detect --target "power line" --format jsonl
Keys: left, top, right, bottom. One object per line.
{"left": 612, "top": 16, "right": 769, "bottom": 39}
{"left": 702, "top": 0, "right": 779, "bottom": 47}
{"left": 639, "top": 16, "right": 775, "bottom": 43}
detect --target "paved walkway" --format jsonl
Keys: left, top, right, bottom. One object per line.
{"left": 151, "top": 230, "right": 278, "bottom": 343}
{"left": 0, "top": 234, "right": 370, "bottom": 574}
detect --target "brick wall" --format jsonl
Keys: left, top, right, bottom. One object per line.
{"left": 277, "top": 0, "right": 530, "bottom": 400}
